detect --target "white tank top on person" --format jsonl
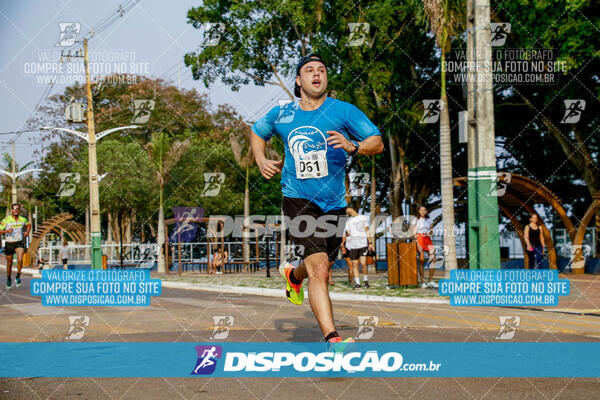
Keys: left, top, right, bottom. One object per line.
{"left": 345, "top": 215, "right": 369, "bottom": 249}
{"left": 416, "top": 217, "right": 432, "bottom": 235}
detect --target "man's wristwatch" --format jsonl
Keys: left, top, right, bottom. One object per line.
{"left": 350, "top": 140, "right": 359, "bottom": 155}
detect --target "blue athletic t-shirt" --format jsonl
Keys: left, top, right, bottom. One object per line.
{"left": 252, "top": 97, "right": 380, "bottom": 212}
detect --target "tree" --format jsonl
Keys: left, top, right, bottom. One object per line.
{"left": 413, "top": 0, "right": 465, "bottom": 271}
{"left": 146, "top": 133, "right": 191, "bottom": 273}
{"left": 185, "top": 0, "right": 448, "bottom": 218}
{"left": 229, "top": 122, "right": 281, "bottom": 269}
{"left": 185, "top": 0, "right": 333, "bottom": 98}
{"left": 492, "top": 0, "right": 599, "bottom": 250}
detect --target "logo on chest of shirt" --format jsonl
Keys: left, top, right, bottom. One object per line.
{"left": 288, "top": 126, "right": 329, "bottom": 179}
{"left": 288, "top": 126, "right": 327, "bottom": 158}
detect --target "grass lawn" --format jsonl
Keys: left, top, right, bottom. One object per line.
{"left": 158, "top": 271, "right": 442, "bottom": 298}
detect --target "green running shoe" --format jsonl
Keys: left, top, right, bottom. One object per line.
{"left": 280, "top": 263, "right": 304, "bottom": 305}
{"left": 328, "top": 337, "right": 356, "bottom": 354}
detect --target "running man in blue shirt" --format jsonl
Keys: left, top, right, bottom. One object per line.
{"left": 251, "top": 53, "right": 383, "bottom": 344}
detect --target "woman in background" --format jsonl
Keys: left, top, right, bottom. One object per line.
{"left": 415, "top": 206, "right": 438, "bottom": 289}
{"left": 524, "top": 213, "right": 546, "bottom": 269}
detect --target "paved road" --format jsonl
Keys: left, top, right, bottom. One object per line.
{"left": 1, "top": 275, "right": 599, "bottom": 399}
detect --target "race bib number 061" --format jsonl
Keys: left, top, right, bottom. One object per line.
{"left": 295, "top": 152, "right": 328, "bottom": 179}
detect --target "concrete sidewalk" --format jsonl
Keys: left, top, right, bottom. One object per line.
{"left": 539, "top": 273, "right": 600, "bottom": 315}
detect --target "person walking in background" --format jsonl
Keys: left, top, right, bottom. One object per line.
{"left": 524, "top": 213, "right": 546, "bottom": 269}
{"left": 342, "top": 207, "right": 374, "bottom": 289}
{"left": 59, "top": 240, "right": 71, "bottom": 270}
{"left": 415, "top": 206, "right": 439, "bottom": 289}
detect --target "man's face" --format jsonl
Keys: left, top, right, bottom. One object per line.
{"left": 11, "top": 206, "right": 19, "bottom": 217}
{"left": 296, "top": 61, "right": 327, "bottom": 98}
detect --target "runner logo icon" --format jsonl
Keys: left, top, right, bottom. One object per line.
{"left": 420, "top": 100, "right": 443, "bottom": 124}
{"left": 561, "top": 100, "right": 585, "bottom": 124}
{"left": 66, "top": 316, "right": 89, "bottom": 339}
{"left": 57, "top": 173, "right": 80, "bottom": 197}
{"left": 210, "top": 316, "right": 234, "bottom": 340}
{"left": 201, "top": 173, "right": 225, "bottom": 196}
{"left": 56, "top": 22, "right": 80, "bottom": 47}
{"left": 489, "top": 23, "right": 511, "bottom": 46}
{"left": 496, "top": 316, "right": 520, "bottom": 339}
{"left": 355, "top": 316, "right": 378, "bottom": 340}
{"left": 192, "top": 345, "right": 223, "bottom": 375}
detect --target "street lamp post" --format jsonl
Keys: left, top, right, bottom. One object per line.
{"left": 0, "top": 151, "right": 42, "bottom": 205}
{"left": 42, "top": 124, "right": 139, "bottom": 268}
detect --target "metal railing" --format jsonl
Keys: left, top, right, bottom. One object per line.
{"left": 38, "top": 243, "right": 158, "bottom": 268}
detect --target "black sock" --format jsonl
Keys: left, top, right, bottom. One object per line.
{"left": 16, "top": 273, "right": 20, "bottom": 279}
{"left": 288, "top": 268, "right": 302, "bottom": 285}
{"left": 325, "top": 331, "right": 339, "bottom": 342}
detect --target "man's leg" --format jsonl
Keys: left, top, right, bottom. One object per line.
{"left": 14, "top": 248, "right": 25, "bottom": 287}
{"left": 6, "top": 254, "right": 13, "bottom": 288}
{"left": 351, "top": 259, "right": 360, "bottom": 287}
{"left": 360, "top": 256, "right": 368, "bottom": 278}
{"left": 359, "top": 255, "right": 369, "bottom": 287}
{"left": 292, "top": 252, "right": 336, "bottom": 337}
{"left": 15, "top": 248, "right": 24, "bottom": 274}
{"left": 6, "top": 255, "right": 13, "bottom": 278}
{"left": 345, "top": 258, "right": 353, "bottom": 284}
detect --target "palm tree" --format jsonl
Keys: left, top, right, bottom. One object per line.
{"left": 146, "top": 132, "right": 190, "bottom": 273}
{"left": 420, "top": 0, "right": 464, "bottom": 272}
{"left": 229, "top": 124, "right": 279, "bottom": 270}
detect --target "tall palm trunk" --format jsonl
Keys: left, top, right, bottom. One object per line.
{"left": 439, "top": 49, "right": 458, "bottom": 273}
{"left": 157, "top": 187, "right": 166, "bottom": 273}
{"left": 387, "top": 131, "right": 401, "bottom": 219}
{"left": 156, "top": 134, "right": 166, "bottom": 274}
{"left": 243, "top": 165, "right": 250, "bottom": 271}
{"left": 369, "top": 156, "right": 377, "bottom": 247}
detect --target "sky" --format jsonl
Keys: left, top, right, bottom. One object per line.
{"left": 0, "top": 0, "right": 288, "bottom": 167}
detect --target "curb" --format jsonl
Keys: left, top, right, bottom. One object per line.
{"left": 160, "top": 280, "right": 450, "bottom": 305}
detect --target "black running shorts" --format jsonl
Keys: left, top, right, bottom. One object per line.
{"left": 4, "top": 240, "right": 25, "bottom": 256}
{"left": 282, "top": 197, "right": 346, "bottom": 262}
{"left": 348, "top": 246, "right": 368, "bottom": 260}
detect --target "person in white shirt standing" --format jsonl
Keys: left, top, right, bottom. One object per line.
{"left": 415, "top": 206, "right": 439, "bottom": 289}
{"left": 342, "top": 207, "right": 374, "bottom": 289}
{"left": 59, "top": 240, "right": 71, "bottom": 270}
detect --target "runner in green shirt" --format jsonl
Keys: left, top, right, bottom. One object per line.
{"left": 0, "top": 204, "right": 31, "bottom": 290}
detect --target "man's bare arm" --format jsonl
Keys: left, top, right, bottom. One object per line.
{"left": 250, "top": 132, "right": 283, "bottom": 180}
